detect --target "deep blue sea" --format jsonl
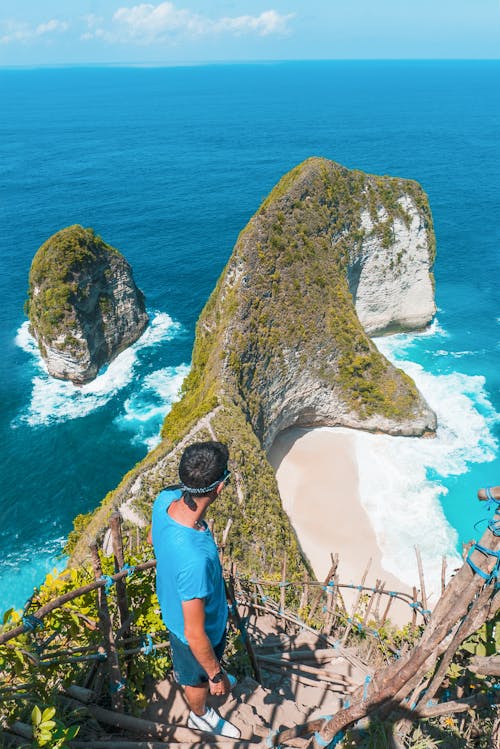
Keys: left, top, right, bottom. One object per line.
{"left": 0, "top": 61, "right": 498, "bottom": 609}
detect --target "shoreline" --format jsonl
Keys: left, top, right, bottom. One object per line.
{"left": 268, "top": 427, "right": 416, "bottom": 626}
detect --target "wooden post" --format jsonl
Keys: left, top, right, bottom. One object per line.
{"left": 362, "top": 578, "right": 380, "bottom": 628}
{"left": 89, "top": 541, "right": 124, "bottom": 712}
{"left": 299, "top": 573, "right": 309, "bottom": 612}
{"left": 225, "top": 570, "right": 261, "bottom": 683}
{"left": 280, "top": 553, "right": 287, "bottom": 612}
{"left": 414, "top": 546, "right": 428, "bottom": 613}
{"left": 219, "top": 518, "right": 233, "bottom": 564}
{"left": 109, "top": 513, "right": 131, "bottom": 639}
{"left": 441, "top": 556, "right": 447, "bottom": 595}
{"left": 342, "top": 558, "right": 371, "bottom": 645}
{"left": 412, "top": 586, "right": 418, "bottom": 628}
{"left": 309, "top": 558, "right": 338, "bottom": 622}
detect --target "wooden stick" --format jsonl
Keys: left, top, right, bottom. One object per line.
{"left": 89, "top": 542, "right": 124, "bottom": 712}
{"left": 411, "top": 587, "right": 418, "bottom": 628}
{"left": 414, "top": 546, "right": 428, "bottom": 613}
{"left": 309, "top": 559, "right": 337, "bottom": 622}
{"left": 225, "top": 571, "right": 261, "bottom": 683}
{"left": 280, "top": 553, "right": 287, "bottom": 612}
{"left": 299, "top": 573, "right": 309, "bottom": 611}
{"left": 441, "top": 556, "right": 447, "bottom": 595}
{"left": 342, "top": 558, "right": 371, "bottom": 645}
{"left": 362, "top": 578, "right": 380, "bottom": 627}
{"left": 109, "top": 513, "right": 130, "bottom": 639}
{"left": 468, "top": 655, "right": 500, "bottom": 676}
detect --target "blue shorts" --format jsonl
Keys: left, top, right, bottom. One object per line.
{"left": 169, "top": 630, "right": 227, "bottom": 686}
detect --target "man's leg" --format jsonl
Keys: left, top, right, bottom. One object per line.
{"left": 184, "top": 683, "right": 209, "bottom": 716}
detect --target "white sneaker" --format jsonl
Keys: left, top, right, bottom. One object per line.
{"left": 188, "top": 707, "right": 241, "bottom": 738}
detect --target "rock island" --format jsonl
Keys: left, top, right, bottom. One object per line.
{"left": 26, "top": 225, "right": 148, "bottom": 384}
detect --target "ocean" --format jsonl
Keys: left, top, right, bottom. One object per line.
{"left": 0, "top": 61, "right": 498, "bottom": 611}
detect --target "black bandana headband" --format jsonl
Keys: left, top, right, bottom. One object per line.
{"left": 181, "top": 469, "right": 231, "bottom": 495}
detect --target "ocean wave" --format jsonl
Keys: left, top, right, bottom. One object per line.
{"left": 0, "top": 536, "right": 67, "bottom": 612}
{"left": 345, "top": 327, "right": 499, "bottom": 597}
{"left": 14, "top": 312, "right": 183, "bottom": 426}
{"left": 114, "top": 364, "right": 190, "bottom": 449}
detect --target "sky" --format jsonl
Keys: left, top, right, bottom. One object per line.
{"left": 0, "top": 0, "right": 499, "bottom": 66}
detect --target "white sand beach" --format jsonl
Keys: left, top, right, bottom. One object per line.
{"left": 268, "top": 428, "right": 416, "bottom": 626}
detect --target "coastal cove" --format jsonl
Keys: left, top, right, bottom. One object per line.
{"left": 0, "top": 61, "right": 499, "bottom": 610}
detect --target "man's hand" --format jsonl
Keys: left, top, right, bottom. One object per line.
{"left": 208, "top": 671, "right": 230, "bottom": 697}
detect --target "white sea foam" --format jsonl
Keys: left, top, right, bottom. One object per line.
{"left": 335, "top": 324, "right": 499, "bottom": 598}
{"left": 114, "top": 364, "right": 190, "bottom": 449}
{"left": 15, "top": 312, "right": 182, "bottom": 426}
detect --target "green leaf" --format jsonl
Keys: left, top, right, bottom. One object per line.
{"left": 66, "top": 725, "right": 80, "bottom": 739}
{"left": 40, "top": 720, "right": 57, "bottom": 730}
{"left": 2, "top": 607, "right": 14, "bottom": 624}
{"left": 41, "top": 707, "right": 56, "bottom": 722}
{"left": 32, "top": 705, "right": 42, "bottom": 727}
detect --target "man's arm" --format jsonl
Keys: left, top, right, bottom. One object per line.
{"left": 182, "top": 598, "right": 230, "bottom": 696}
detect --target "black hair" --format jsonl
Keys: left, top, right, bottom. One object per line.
{"left": 178, "top": 441, "right": 229, "bottom": 495}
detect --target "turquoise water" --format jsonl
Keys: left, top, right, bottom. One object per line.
{"left": 0, "top": 61, "right": 498, "bottom": 609}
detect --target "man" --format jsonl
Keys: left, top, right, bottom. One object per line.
{"left": 150, "top": 441, "right": 240, "bottom": 738}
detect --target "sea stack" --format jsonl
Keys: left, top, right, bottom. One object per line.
{"left": 26, "top": 225, "right": 149, "bottom": 384}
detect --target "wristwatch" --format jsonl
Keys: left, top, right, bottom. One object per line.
{"left": 209, "top": 670, "right": 224, "bottom": 683}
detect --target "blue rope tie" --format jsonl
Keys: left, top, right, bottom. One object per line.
{"left": 488, "top": 518, "right": 500, "bottom": 536}
{"left": 121, "top": 563, "right": 136, "bottom": 577}
{"left": 266, "top": 729, "right": 280, "bottom": 748}
{"left": 141, "top": 634, "right": 156, "bottom": 656}
{"left": 22, "top": 615, "right": 44, "bottom": 632}
{"left": 100, "top": 574, "right": 115, "bottom": 594}
{"left": 389, "top": 591, "right": 397, "bottom": 597}
{"left": 343, "top": 697, "right": 351, "bottom": 708}
{"left": 110, "top": 679, "right": 126, "bottom": 693}
{"left": 313, "top": 730, "right": 345, "bottom": 748}
{"left": 363, "top": 675, "right": 372, "bottom": 701}
{"left": 485, "top": 486, "right": 499, "bottom": 503}
{"left": 466, "top": 543, "right": 500, "bottom": 583}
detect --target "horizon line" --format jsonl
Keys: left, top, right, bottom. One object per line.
{"left": 1, "top": 57, "right": 500, "bottom": 71}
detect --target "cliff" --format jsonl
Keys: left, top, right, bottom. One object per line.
{"left": 26, "top": 225, "right": 149, "bottom": 384}
{"left": 165, "top": 157, "right": 436, "bottom": 449}
{"left": 68, "top": 158, "right": 437, "bottom": 577}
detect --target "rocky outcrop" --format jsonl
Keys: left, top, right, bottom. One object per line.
{"left": 163, "top": 157, "right": 437, "bottom": 451}
{"left": 27, "top": 225, "right": 148, "bottom": 384}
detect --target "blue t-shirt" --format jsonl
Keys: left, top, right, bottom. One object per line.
{"left": 152, "top": 488, "right": 227, "bottom": 645}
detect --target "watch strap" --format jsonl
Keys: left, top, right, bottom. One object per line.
{"left": 209, "top": 670, "right": 224, "bottom": 683}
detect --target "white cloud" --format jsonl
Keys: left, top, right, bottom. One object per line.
{"left": 214, "top": 10, "right": 294, "bottom": 36}
{"left": 83, "top": 2, "right": 294, "bottom": 44}
{"left": 0, "top": 18, "right": 69, "bottom": 45}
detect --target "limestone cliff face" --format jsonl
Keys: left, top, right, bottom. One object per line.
{"left": 164, "top": 157, "right": 437, "bottom": 450}
{"left": 350, "top": 197, "right": 436, "bottom": 335}
{"left": 27, "top": 225, "right": 148, "bottom": 384}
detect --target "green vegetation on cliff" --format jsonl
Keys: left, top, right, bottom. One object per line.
{"left": 26, "top": 225, "right": 118, "bottom": 344}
